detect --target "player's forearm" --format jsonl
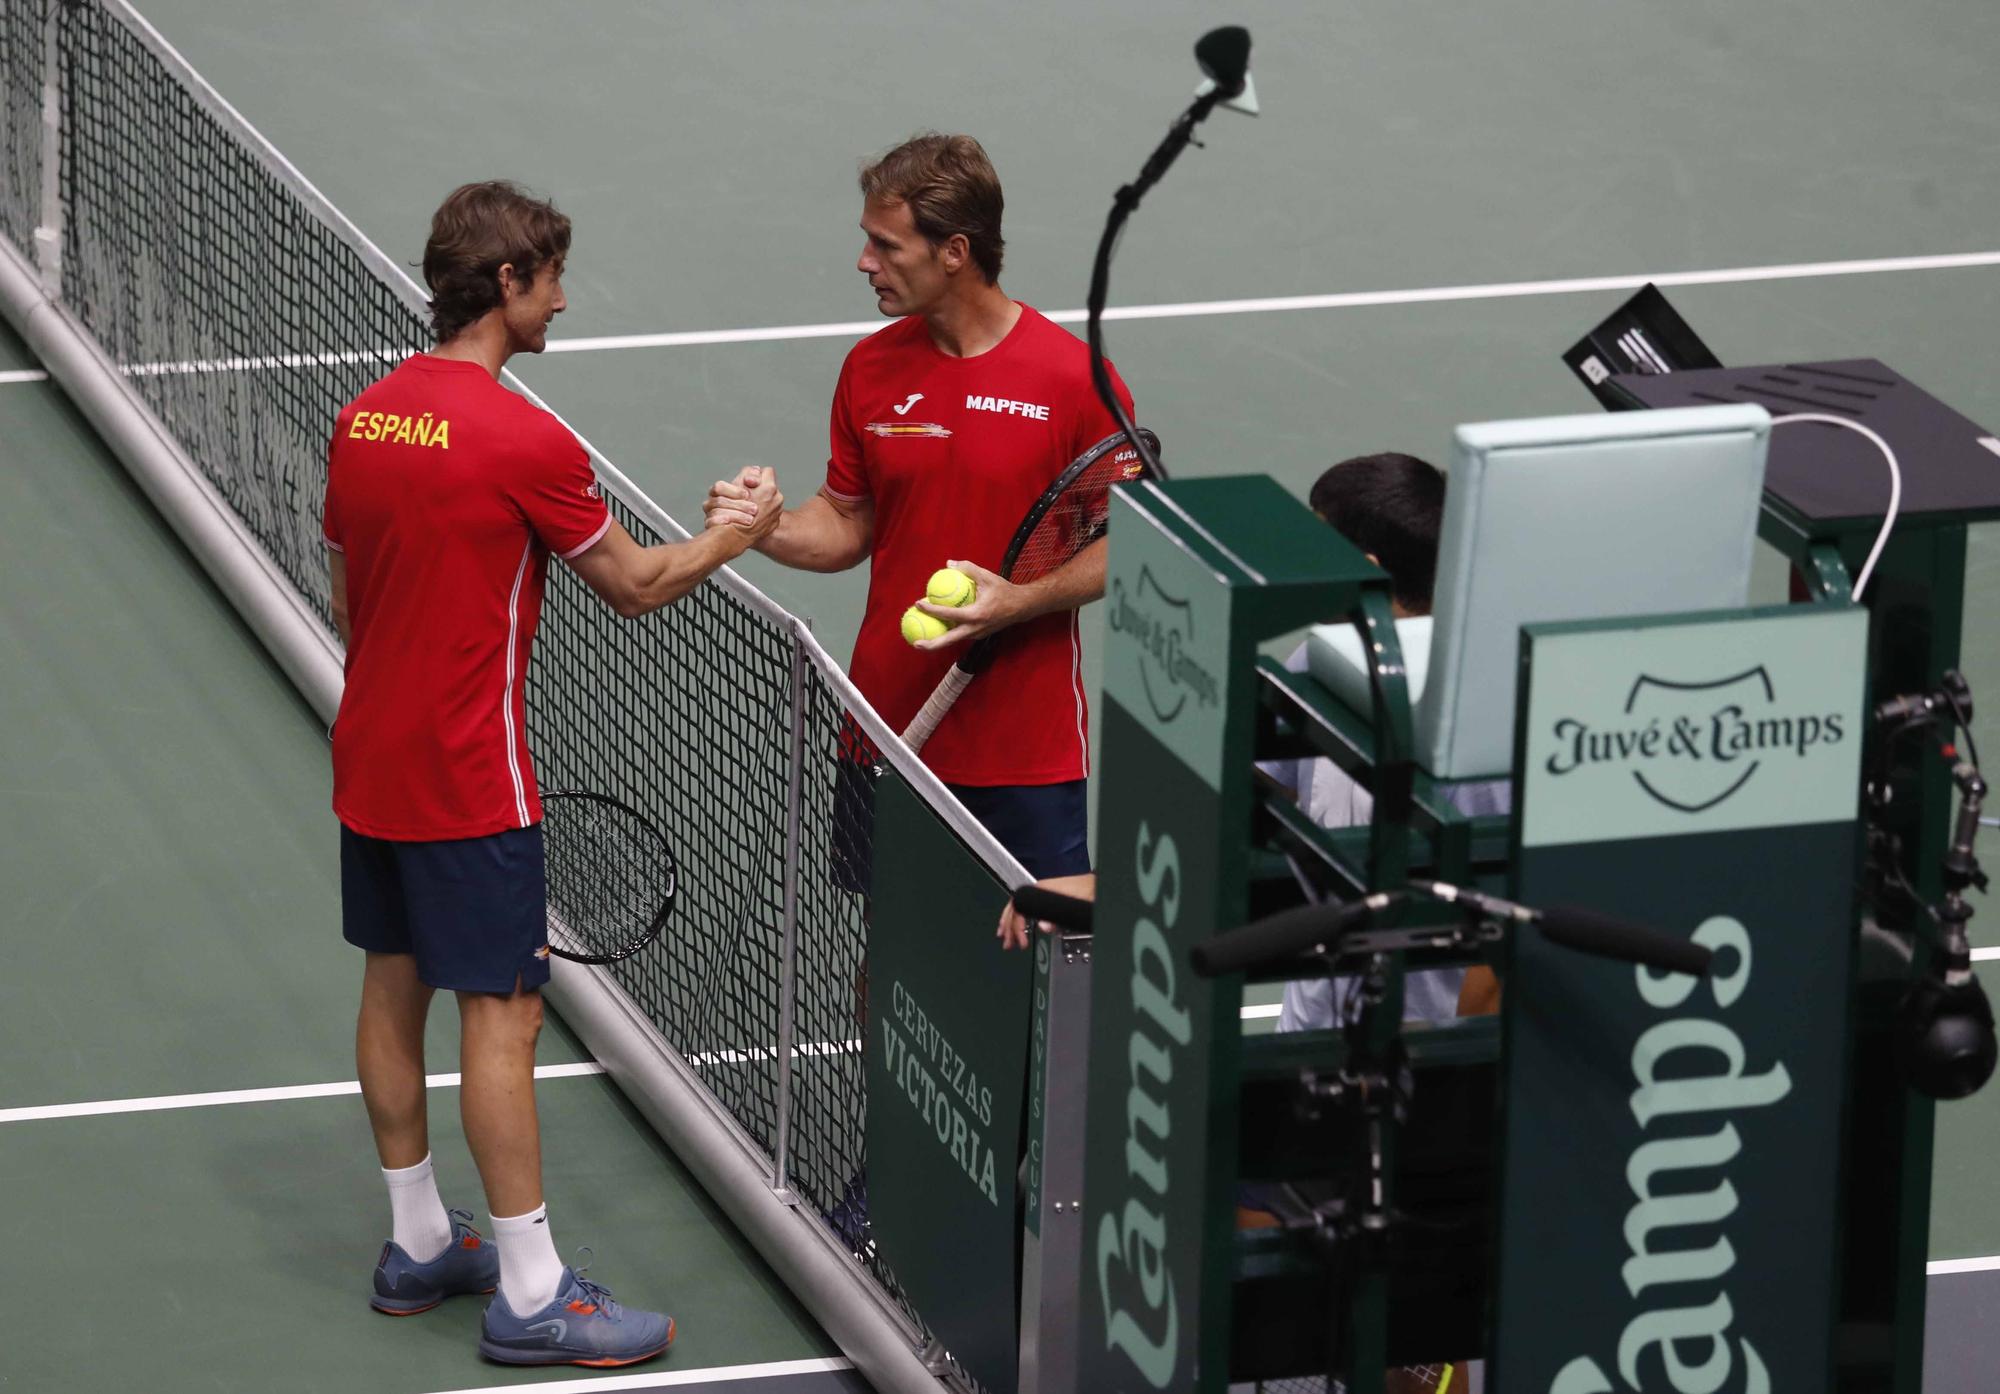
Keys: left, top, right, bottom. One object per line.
{"left": 756, "top": 495, "right": 871, "bottom": 572}
{"left": 1015, "top": 538, "right": 1107, "bottom": 622}
{"left": 628, "top": 528, "right": 747, "bottom": 614}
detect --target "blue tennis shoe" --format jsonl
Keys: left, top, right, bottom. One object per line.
{"left": 370, "top": 1210, "right": 500, "bottom": 1315}
{"left": 479, "top": 1264, "right": 675, "bottom": 1367}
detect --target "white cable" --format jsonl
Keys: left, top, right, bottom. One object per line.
{"left": 1767, "top": 413, "right": 1902, "bottom": 602}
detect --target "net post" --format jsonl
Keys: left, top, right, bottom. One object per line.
{"left": 32, "top": 0, "right": 62, "bottom": 298}
{"left": 771, "top": 627, "right": 810, "bottom": 1197}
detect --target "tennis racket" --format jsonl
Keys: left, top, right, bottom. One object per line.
{"left": 539, "top": 790, "right": 679, "bottom": 964}
{"left": 901, "top": 426, "right": 1163, "bottom": 752}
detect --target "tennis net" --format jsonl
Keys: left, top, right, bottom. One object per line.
{"left": 0, "top": 7, "right": 34, "bottom": 258}
{"left": 7, "top": 0, "right": 1010, "bottom": 1381}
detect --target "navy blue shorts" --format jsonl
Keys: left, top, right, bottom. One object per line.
{"left": 340, "top": 824, "right": 551, "bottom": 994}
{"left": 949, "top": 780, "right": 1090, "bottom": 879}
{"left": 829, "top": 764, "right": 1089, "bottom": 892}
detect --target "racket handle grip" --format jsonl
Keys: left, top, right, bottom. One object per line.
{"left": 901, "top": 663, "right": 975, "bottom": 753}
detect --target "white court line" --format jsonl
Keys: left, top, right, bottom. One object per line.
{"left": 1241, "top": 1003, "right": 1283, "bottom": 1020}
{"left": 426, "top": 1355, "right": 855, "bottom": 1394}
{"left": 92, "top": 248, "right": 2000, "bottom": 379}
{"left": 1971, "top": 947, "right": 2000, "bottom": 962}
{"left": 0, "top": 367, "right": 48, "bottom": 383}
{"left": 0, "top": 1060, "right": 605, "bottom": 1124}
{"left": 1931, "top": 1255, "right": 2000, "bottom": 1276}
{"left": 539, "top": 249, "right": 2000, "bottom": 355}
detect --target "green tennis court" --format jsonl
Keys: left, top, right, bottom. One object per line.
{"left": 7, "top": 0, "right": 2000, "bottom": 1387}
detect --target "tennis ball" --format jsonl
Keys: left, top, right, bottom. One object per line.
{"left": 902, "top": 605, "right": 951, "bottom": 645}
{"left": 925, "top": 567, "right": 977, "bottom": 608}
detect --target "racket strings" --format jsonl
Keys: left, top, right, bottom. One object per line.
{"left": 542, "top": 794, "right": 678, "bottom": 962}
{"left": 1006, "top": 454, "right": 1125, "bottom": 583}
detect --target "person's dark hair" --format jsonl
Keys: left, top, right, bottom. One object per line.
{"left": 858, "top": 133, "right": 1005, "bottom": 283}
{"left": 1308, "top": 452, "right": 1447, "bottom": 613}
{"left": 422, "top": 181, "right": 572, "bottom": 343}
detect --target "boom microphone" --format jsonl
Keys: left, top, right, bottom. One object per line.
{"left": 1187, "top": 879, "right": 1714, "bottom": 981}
{"left": 1188, "top": 895, "right": 1395, "bottom": 978}
{"left": 1194, "top": 26, "right": 1252, "bottom": 97}
{"left": 1537, "top": 905, "right": 1714, "bottom": 977}
{"left": 1086, "top": 25, "right": 1258, "bottom": 477}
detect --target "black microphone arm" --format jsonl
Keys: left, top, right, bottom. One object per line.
{"left": 1536, "top": 904, "right": 1714, "bottom": 978}
{"left": 1188, "top": 893, "right": 1398, "bottom": 977}
{"left": 1086, "top": 25, "right": 1254, "bottom": 479}
{"left": 1188, "top": 879, "right": 1714, "bottom": 980}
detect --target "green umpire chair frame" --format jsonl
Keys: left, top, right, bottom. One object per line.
{"left": 1257, "top": 402, "right": 1773, "bottom": 900}
{"left": 1226, "top": 403, "right": 1777, "bottom": 1386}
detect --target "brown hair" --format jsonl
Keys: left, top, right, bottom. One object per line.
{"left": 421, "top": 181, "right": 572, "bottom": 343}
{"left": 858, "top": 133, "right": 1004, "bottom": 283}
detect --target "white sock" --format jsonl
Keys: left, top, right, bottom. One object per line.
{"left": 382, "top": 1154, "right": 453, "bottom": 1264}
{"left": 492, "top": 1203, "right": 565, "bottom": 1316}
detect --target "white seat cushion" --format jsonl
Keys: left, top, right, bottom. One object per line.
{"left": 1304, "top": 616, "right": 1434, "bottom": 715}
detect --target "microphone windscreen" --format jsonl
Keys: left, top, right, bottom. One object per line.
{"left": 1539, "top": 906, "right": 1713, "bottom": 977}
{"left": 1194, "top": 26, "right": 1252, "bottom": 95}
{"left": 1011, "top": 886, "right": 1094, "bottom": 933}
{"left": 1190, "top": 898, "right": 1372, "bottom": 978}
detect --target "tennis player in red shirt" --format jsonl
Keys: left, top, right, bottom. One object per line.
{"left": 325, "top": 181, "right": 778, "bottom": 1365}
{"left": 705, "top": 133, "right": 1133, "bottom": 881}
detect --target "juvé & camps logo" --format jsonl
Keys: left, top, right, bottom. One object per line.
{"left": 1109, "top": 565, "right": 1220, "bottom": 725}
{"left": 1545, "top": 665, "right": 1847, "bottom": 814}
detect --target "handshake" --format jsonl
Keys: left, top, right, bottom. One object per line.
{"left": 701, "top": 467, "right": 785, "bottom": 547}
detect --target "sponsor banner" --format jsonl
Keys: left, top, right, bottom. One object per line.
{"left": 1517, "top": 606, "right": 1868, "bottom": 846}
{"left": 865, "top": 771, "right": 1032, "bottom": 1394}
{"left": 1494, "top": 607, "right": 1866, "bottom": 1394}
{"left": 1103, "top": 490, "right": 1232, "bottom": 793}
{"left": 1079, "top": 699, "right": 1225, "bottom": 1392}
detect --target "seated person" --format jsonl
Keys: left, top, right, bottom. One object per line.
{"left": 997, "top": 452, "right": 1513, "bottom": 1001}
{"left": 997, "top": 459, "right": 1508, "bottom": 1392}
{"left": 1264, "top": 453, "right": 1508, "bottom": 1028}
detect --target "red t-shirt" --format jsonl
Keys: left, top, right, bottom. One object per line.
{"left": 827, "top": 305, "right": 1133, "bottom": 786}
{"left": 323, "top": 355, "right": 611, "bottom": 840}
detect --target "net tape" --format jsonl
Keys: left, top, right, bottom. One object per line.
{"left": 31, "top": 0, "right": 960, "bottom": 1360}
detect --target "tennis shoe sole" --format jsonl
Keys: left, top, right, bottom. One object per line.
{"left": 478, "top": 1316, "right": 674, "bottom": 1366}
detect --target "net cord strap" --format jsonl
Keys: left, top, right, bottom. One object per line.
{"left": 31, "top": 0, "right": 57, "bottom": 289}
{"left": 772, "top": 639, "right": 808, "bottom": 1193}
